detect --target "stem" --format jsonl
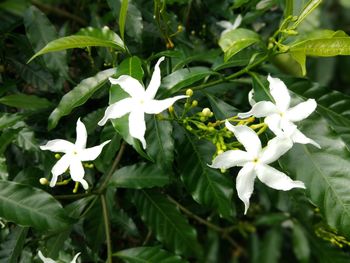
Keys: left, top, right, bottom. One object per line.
{"left": 101, "top": 194, "right": 112, "bottom": 263}
{"left": 97, "top": 141, "right": 127, "bottom": 193}
{"left": 192, "top": 55, "right": 268, "bottom": 91}
{"left": 55, "top": 192, "right": 93, "bottom": 200}
{"left": 31, "top": 0, "right": 87, "bottom": 25}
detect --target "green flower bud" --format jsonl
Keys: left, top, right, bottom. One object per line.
{"left": 186, "top": 89, "right": 193, "bottom": 96}
{"left": 39, "top": 178, "right": 49, "bottom": 185}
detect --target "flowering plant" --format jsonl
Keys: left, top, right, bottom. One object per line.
{"left": 1, "top": 0, "right": 350, "bottom": 262}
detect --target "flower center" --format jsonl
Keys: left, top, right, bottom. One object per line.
{"left": 252, "top": 157, "right": 260, "bottom": 164}
{"left": 73, "top": 150, "right": 78, "bottom": 155}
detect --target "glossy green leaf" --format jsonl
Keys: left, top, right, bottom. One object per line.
{"left": 280, "top": 115, "right": 350, "bottom": 238}
{"left": 178, "top": 133, "right": 234, "bottom": 219}
{"left": 114, "top": 246, "right": 188, "bottom": 263}
{"left": 288, "top": 79, "right": 350, "bottom": 148}
{"left": 293, "top": 223, "right": 310, "bottom": 263}
{"left": 0, "top": 226, "right": 28, "bottom": 263}
{"left": 207, "top": 94, "right": 238, "bottom": 120}
{"left": 28, "top": 26, "right": 125, "bottom": 63}
{"left": 0, "top": 180, "right": 71, "bottom": 231}
{"left": 293, "top": 0, "right": 322, "bottom": 28}
{"left": 146, "top": 115, "right": 174, "bottom": 172}
{"left": 48, "top": 68, "right": 115, "bottom": 130}
{"left": 0, "top": 113, "right": 24, "bottom": 130}
{"left": 0, "top": 94, "right": 52, "bottom": 110}
{"left": 119, "top": 0, "right": 128, "bottom": 41}
{"left": 160, "top": 67, "right": 215, "bottom": 97}
{"left": 260, "top": 228, "right": 282, "bottom": 263}
{"left": 24, "top": 6, "right": 68, "bottom": 77}
{"left": 218, "top": 28, "right": 260, "bottom": 61}
{"left": 133, "top": 190, "right": 201, "bottom": 257}
{"left": 109, "top": 163, "right": 169, "bottom": 189}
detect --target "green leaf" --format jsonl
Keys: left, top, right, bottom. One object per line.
{"left": 133, "top": 190, "right": 201, "bottom": 257}
{"left": 0, "top": 94, "right": 52, "bottom": 110}
{"left": 218, "top": 28, "right": 261, "bottom": 61}
{"left": 28, "top": 26, "right": 125, "bottom": 63}
{"left": 48, "top": 68, "right": 116, "bottom": 130}
{"left": 260, "top": 228, "right": 282, "bottom": 263}
{"left": 207, "top": 94, "right": 239, "bottom": 120}
{"left": 24, "top": 6, "right": 68, "bottom": 77}
{"left": 160, "top": 67, "right": 215, "bottom": 97}
{"left": 178, "top": 133, "right": 234, "bottom": 219}
{"left": 293, "top": 223, "right": 310, "bottom": 263}
{"left": 279, "top": 115, "right": 350, "bottom": 239}
{"left": 0, "top": 180, "right": 71, "bottom": 231}
{"left": 293, "top": 0, "right": 322, "bottom": 28}
{"left": 291, "top": 37, "right": 350, "bottom": 56}
{"left": 114, "top": 246, "right": 188, "bottom": 263}
{"left": 119, "top": 0, "right": 129, "bottom": 41}
{"left": 0, "top": 113, "right": 24, "bottom": 130}
{"left": 109, "top": 163, "right": 169, "bottom": 189}
{"left": 0, "top": 226, "right": 28, "bottom": 263}
{"left": 146, "top": 115, "right": 175, "bottom": 172}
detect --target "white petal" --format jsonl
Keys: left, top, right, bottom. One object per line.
{"left": 236, "top": 163, "right": 256, "bottom": 214}
{"left": 264, "top": 114, "right": 284, "bottom": 136}
{"left": 225, "top": 121, "right": 261, "bottom": 156}
{"left": 40, "top": 139, "right": 74, "bottom": 153}
{"left": 75, "top": 118, "right": 87, "bottom": 149}
{"left": 69, "top": 156, "right": 85, "bottom": 182}
{"left": 71, "top": 252, "right": 81, "bottom": 263}
{"left": 78, "top": 179, "right": 89, "bottom": 190}
{"left": 38, "top": 251, "right": 56, "bottom": 263}
{"left": 267, "top": 75, "right": 291, "bottom": 111}
{"left": 256, "top": 164, "right": 306, "bottom": 190}
{"left": 144, "top": 95, "right": 187, "bottom": 114}
{"left": 50, "top": 154, "right": 71, "bottom": 179}
{"left": 79, "top": 140, "right": 111, "bottom": 161}
{"left": 216, "top": 20, "right": 234, "bottom": 30}
{"left": 109, "top": 75, "right": 145, "bottom": 98}
{"left": 237, "top": 101, "right": 278, "bottom": 119}
{"left": 290, "top": 128, "right": 321, "bottom": 148}
{"left": 260, "top": 136, "right": 293, "bottom": 164}
{"left": 286, "top": 99, "right": 317, "bottom": 122}
{"left": 232, "top": 14, "right": 243, "bottom": 29}
{"left": 98, "top": 98, "right": 134, "bottom": 126}
{"left": 248, "top": 89, "right": 256, "bottom": 106}
{"left": 129, "top": 109, "right": 147, "bottom": 149}
{"left": 209, "top": 150, "right": 252, "bottom": 169}
{"left": 145, "top": 56, "right": 165, "bottom": 99}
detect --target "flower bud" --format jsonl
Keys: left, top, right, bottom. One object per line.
{"left": 186, "top": 89, "right": 193, "bottom": 97}
{"left": 191, "top": 100, "right": 198, "bottom": 107}
{"left": 54, "top": 153, "right": 61, "bottom": 159}
{"left": 186, "top": 125, "right": 192, "bottom": 131}
{"left": 168, "top": 106, "right": 174, "bottom": 113}
{"left": 177, "top": 25, "right": 183, "bottom": 32}
{"left": 202, "top": 108, "right": 212, "bottom": 117}
{"left": 39, "top": 178, "right": 49, "bottom": 185}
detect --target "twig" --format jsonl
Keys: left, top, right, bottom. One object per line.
{"left": 101, "top": 194, "right": 112, "bottom": 263}
{"left": 31, "top": 0, "right": 87, "bottom": 26}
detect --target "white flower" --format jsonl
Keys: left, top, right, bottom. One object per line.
{"left": 40, "top": 118, "right": 110, "bottom": 190}
{"left": 210, "top": 121, "right": 305, "bottom": 214}
{"left": 238, "top": 75, "right": 320, "bottom": 148}
{"left": 217, "top": 14, "right": 242, "bottom": 36}
{"left": 38, "top": 251, "right": 81, "bottom": 263}
{"left": 98, "top": 56, "right": 187, "bottom": 149}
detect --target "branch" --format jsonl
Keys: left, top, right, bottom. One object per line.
{"left": 101, "top": 194, "right": 112, "bottom": 263}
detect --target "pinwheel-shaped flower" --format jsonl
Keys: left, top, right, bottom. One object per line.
{"left": 238, "top": 75, "right": 320, "bottom": 148}
{"left": 40, "top": 118, "right": 110, "bottom": 190}
{"left": 98, "top": 57, "right": 187, "bottom": 149}
{"left": 210, "top": 121, "right": 305, "bottom": 214}
{"left": 38, "top": 251, "right": 80, "bottom": 263}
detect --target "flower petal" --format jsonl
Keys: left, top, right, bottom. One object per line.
{"left": 264, "top": 113, "right": 283, "bottom": 136}
{"left": 79, "top": 140, "right": 111, "bottom": 161}
{"left": 69, "top": 156, "right": 85, "bottom": 182}
{"left": 98, "top": 98, "right": 134, "bottom": 126}
{"left": 236, "top": 162, "right": 256, "bottom": 214}
{"left": 209, "top": 150, "right": 252, "bottom": 169}
{"left": 38, "top": 251, "right": 56, "bottom": 263}
{"left": 40, "top": 139, "right": 74, "bottom": 153}
{"left": 109, "top": 75, "right": 145, "bottom": 98}
{"left": 129, "top": 109, "right": 147, "bottom": 149}
{"left": 260, "top": 136, "right": 293, "bottom": 164}
{"left": 71, "top": 252, "right": 81, "bottom": 263}
{"left": 75, "top": 118, "right": 87, "bottom": 149}
{"left": 290, "top": 128, "right": 321, "bottom": 148}
{"left": 286, "top": 99, "right": 317, "bottom": 122}
{"left": 248, "top": 89, "right": 256, "bottom": 106}
{"left": 51, "top": 154, "right": 71, "bottom": 184}
{"left": 267, "top": 75, "right": 291, "bottom": 111}
{"left": 237, "top": 101, "right": 278, "bottom": 119}
{"left": 256, "top": 164, "right": 306, "bottom": 190}
{"left": 144, "top": 95, "right": 187, "bottom": 114}
{"left": 145, "top": 56, "right": 165, "bottom": 99}
{"left": 225, "top": 121, "right": 261, "bottom": 156}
